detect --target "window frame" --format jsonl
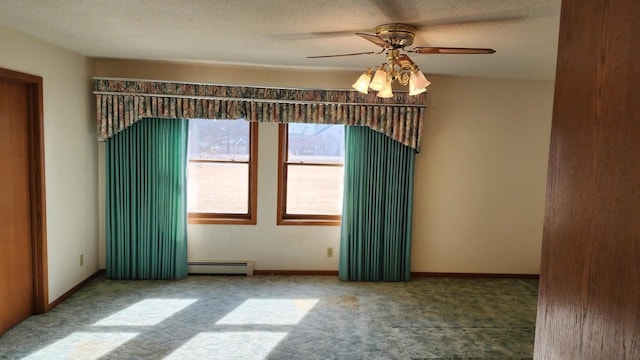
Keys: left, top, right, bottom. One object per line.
{"left": 277, "top": 124, "right": 343, "bottom": 226}
{"left": 187, "top": 121, "right": 258, "bottom": 225}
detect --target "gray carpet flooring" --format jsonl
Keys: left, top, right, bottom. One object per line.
{"left": 0, "top": 275, "right": 538, "bottom": 359}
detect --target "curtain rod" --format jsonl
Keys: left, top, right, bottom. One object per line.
{"left": 93, "top": 91, "right": 428, "bottom": 108}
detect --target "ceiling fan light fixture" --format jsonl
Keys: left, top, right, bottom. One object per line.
{"left": 352, "top": 72, "right": 372, "bottom": 94}
{"left": 377, "top": 78, "right": 394, "bottom": 98}
{"left": 368, "top": 69, "right": 388, "bottom": 91}
{"left": 411, "top": 69, "right": 430, "bottom": 89}
{"left": 409, "top": 69, "right": 430, "bottom": 95}
{"left": 409, "top": 81, "right": 427, "bottom": 96}
{"left": 352, "top": 50, "right": 432, "bottom": 97}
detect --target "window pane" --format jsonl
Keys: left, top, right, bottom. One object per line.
{"left": 286, "top": 165, "right": 343, "bottom": 215}
{"left": 188, "top": 119, "right": 250, "bottom": 161}
{"left": 188, "top": 162, "right": 248, "bottom": 213}
{"left": 287, "top": 124, "right": 344, "bottom": 164}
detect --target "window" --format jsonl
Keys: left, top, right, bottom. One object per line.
{"left": 278, "top": 123, "right": 344, "bottom": 225}
{"left": 187, "top": 119, "right": 258, "bottom": 224}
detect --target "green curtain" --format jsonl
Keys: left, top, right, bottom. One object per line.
{"left": 105, "top": 118, "right": 189, "bottom": 279}
{"left": 339, "top": 126, "right": 416, "bottom": 282}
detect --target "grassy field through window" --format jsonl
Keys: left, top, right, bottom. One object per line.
{"left": 188, "top": 162, "right": 343, "bottom": 216}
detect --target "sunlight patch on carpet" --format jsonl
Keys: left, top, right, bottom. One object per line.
{"left": 93, "top": 299, "right": 197, "bottom": 326}
{"left": 216, "top": 299, "right": 319, "bottom": 325}
{"left": 21, "top": 332, "right": 138, "bottom": 360}
{"left": 165, "top": 331, "right": 288, "bottom": 360}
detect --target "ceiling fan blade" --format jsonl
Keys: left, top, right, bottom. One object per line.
{"left": 306, "top": 51, "right": 377, "bottom": 59}
{"left": 395, "top": 54, "right": 416, "bottom": 68}
{"left": 410, "top": 47, "right": 496, "bottom": 54}
{"left": 356, "top": 33, "right": 394, "bottom": 49}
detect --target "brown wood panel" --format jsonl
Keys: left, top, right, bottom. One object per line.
{"left": 0, "top": 67, "right": 47, "bottom": 334}
{"left": 534, "top": 0, "right": 640, "bottom": 358}
{"left": 0, "top": 78, "right": 34, "bottom": 334}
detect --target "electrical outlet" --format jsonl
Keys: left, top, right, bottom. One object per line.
{"left": 80, "top": 254, "right": 84, "bottom": 266}
{"left": 327, "top": 247, "right": 333, "bottom": 257}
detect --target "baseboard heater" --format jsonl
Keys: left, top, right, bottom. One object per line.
{"left": 188, "top": 261, "right": 254, "bottom": 276}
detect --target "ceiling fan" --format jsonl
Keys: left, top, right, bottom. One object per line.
{"left": 307, "top": 23, "right": 496, "bottom": 97}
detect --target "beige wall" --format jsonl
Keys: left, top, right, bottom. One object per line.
{"left": 95, "top": 59, "right": 553, "bottom": 274}
{"left": 414, "top": 76, "right": 553, "bottom": 274}
{"left": 0, "top": 25, "right": 97, "bottom": 302}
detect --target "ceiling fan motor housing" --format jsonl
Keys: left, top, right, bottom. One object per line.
{"left": 374, "top": 23, "right": 417, "bottom": 48}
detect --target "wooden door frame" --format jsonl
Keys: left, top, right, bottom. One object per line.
{"left": 0, "top": 67, "right": 48, "bottom": 314}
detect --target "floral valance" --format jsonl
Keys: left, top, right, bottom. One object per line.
{"left": 94, "top": 78, "right": 427, "bottom": 150}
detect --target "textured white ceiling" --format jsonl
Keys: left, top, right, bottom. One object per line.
{"left": 0, "top": 0, "right": 561, "bottom": 80}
